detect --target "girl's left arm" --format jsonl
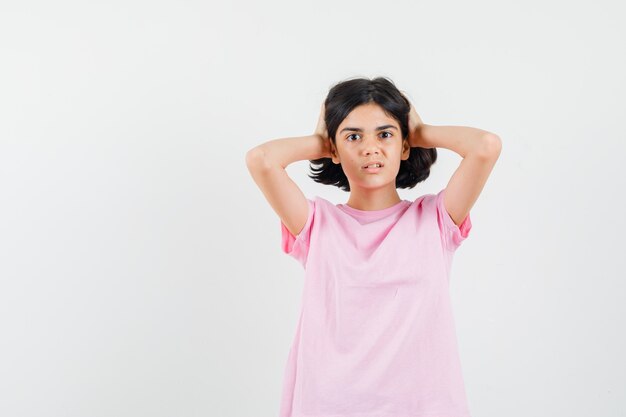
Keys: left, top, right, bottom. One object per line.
{"left": 403, "top": 96, "right": 502, "bottom": 226}
{"left": 414, "top": 123, "right": 502, "bottom": 227}
{"left": 414, "top": 124, "right": 500, "bottom": 158}
{"left": 403, "top": 92, "right": 498, "bottom": 157}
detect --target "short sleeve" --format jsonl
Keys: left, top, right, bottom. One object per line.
{"left": 280, "top": 198, "right": 315, "bottom": 267}
{"left": 435, "top": 188, "right": 472, "bottom": 252}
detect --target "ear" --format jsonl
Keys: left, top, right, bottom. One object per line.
{"left": 401, "top": 138, "right": 411, "bottom": 160}
{"left": 330, "top": 139, "right": 341, "bottom": 164}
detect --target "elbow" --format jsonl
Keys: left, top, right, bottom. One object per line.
{"left": 479, "top": 134, "right": 502, "bottom": 159}
{"left": 245, "top": 146, "right": 270, "bottom": 172}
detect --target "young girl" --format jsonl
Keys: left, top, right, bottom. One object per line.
{"left": 246, "top": 77, "right": 501, "bottom": 417}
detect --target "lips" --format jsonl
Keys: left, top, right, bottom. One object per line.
{"left": 362, "top": 161, "right": 384, "bottom": 169}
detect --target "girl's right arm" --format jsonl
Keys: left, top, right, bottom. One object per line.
{"left": 246, "top": 133, "right": 330, "bottom": 170}
{"left": 245, "top": 107, "right": 331, "bottom": 238}
{"left": 245, "top": 134, "right": 328, "bottom": 238}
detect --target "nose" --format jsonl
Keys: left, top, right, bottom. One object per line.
{"left": 362, "top": 136, "right": 381, "bottom": 155}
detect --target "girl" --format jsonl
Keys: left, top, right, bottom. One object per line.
{"left": 245, "top": 77, "right": 501, "bottom": 417}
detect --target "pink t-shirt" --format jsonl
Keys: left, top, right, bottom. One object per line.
{"left": 279, "top": 188, "right": 473, "bottom": 417}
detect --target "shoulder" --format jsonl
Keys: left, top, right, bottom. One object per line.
{"left": 406, "top": 191, "right": 436, "bottom": 210}
{"left": 308, "top": 195, "right": 338, "bottom": 213}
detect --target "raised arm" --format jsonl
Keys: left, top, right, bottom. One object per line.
{"left": 245, "top": 104, "right": 331, "bottom": 237}
{"left": 403, "top": 97, "right": 502, "bottom": 227}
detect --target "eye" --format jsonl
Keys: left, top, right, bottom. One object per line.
{"left": 346, "top": 132, "right": 393, "bottom": 142}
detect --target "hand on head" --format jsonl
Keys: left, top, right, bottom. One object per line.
{"left": 314, "top": 102, "right": 333, "bottom": 158}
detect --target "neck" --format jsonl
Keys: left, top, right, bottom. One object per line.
{"left": 345, "top": 188, "right": 402, "bottom": 211}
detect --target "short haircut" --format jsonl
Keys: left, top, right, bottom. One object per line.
{"left": 309, "top": 76, "right": 437, "bottom": 192}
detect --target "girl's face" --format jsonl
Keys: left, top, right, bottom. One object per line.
{"left": 330, "top": 102, "right": 411, "bottom": 192}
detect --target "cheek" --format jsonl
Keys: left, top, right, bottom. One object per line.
{"left": 347, "top": 159, "right": 361, "bottom": 172}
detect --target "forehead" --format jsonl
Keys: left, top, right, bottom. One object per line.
{"left": 338, "top": 103, "right": 398, "bottom": 129}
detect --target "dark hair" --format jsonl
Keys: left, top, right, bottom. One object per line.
{"left": 308, "top": 76, "right": 437, "bottom": 192}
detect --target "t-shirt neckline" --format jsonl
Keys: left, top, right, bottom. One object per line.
{"left": 337, "top": 199, "right": 409, "bottom": 219}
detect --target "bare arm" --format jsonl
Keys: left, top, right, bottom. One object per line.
{"left": 418, "top": 124, "right": 501, "bottom": 227}
{"left": 422, "top": 125, "right": 501, "bottom": 226}
{"left": 245, "top": 104, "right": 332, "bottom": 237}
{"left": 404, "top": 97, "right": 501, "bottom": 227}
{"left": 246, "top": 133, "right": 330, "bottom": 169}
{"left": 402, "top": 92, "right": 496, "bottom": 157}
{"left": 416, "top": 124, "right": 497, "bottom": 158}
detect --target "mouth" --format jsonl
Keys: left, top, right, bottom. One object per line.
{"left": 362, "top": 162, "right": 384, "bottom": 173}
{"left": 362, "top": 162, "right": 384, "bottom": 169}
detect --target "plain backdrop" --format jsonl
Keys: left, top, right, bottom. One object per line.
{"left": 1, "top": 0, "right": 625, "bottom": 416}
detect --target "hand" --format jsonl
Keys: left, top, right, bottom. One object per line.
{"left": 400, "top": 91, "right": 431, "bottom": 149}
{"left": 314, "top": 102, "right": 333, "bottom": 158}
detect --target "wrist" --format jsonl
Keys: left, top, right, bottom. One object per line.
{"left": 409, "top": 124, "right": 431, "bottom": 149}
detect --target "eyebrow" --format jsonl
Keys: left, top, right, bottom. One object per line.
{"left": 339, "top": 125, "right": 398, "bottom": 134}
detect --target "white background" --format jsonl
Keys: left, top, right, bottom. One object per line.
{"left": 1, "top": 1, "right": 624, "bottom": 416}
